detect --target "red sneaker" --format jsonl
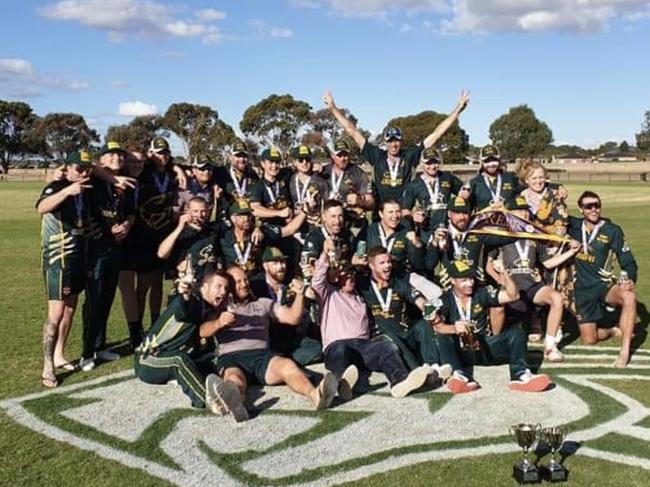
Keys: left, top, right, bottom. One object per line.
{"left": 447, "top": 375, "right": 480, "bottom": 394}
{"left": 508, "top": 371, "right": 551, "bottom": 393}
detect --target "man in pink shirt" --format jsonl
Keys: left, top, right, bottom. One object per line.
{"left": 311, "top": 238, "right": 437, "bottom": 399}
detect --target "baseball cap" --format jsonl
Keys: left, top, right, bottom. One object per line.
{"left": 448, "top": 260, "right": 475, "bottom": 278}
{"left": 262, "top": 246, "right": 287, "bottom": 262}
{"left": 422, "top": 147, "right": 442, "bottom": 164}
{"left": 480, "top": 144, "right": 500, "bottom": 162}
{"left": 447, "top": 196, "right": 471, "bottom": 214}
{"left": 65, "top": 150, "right": 92, "bottom": 166}
{"left": 100, "top": 141, "right": 126, "bottom": 156}
{"left": 229, "top": 199, "right": 253, "bottom": 215}
{"left": 191, "top": 156, "right": 213, "bottom": 169}
{"left": 384, "top": 127, "right": 402, "bottom": 141}
{"left": 149, "top": 137, "right": 171, "bottom": 154}
{"left": 290, "top": 145, "right": 312, "bottom": 160}
{"left": 261, "top": 147, "right": 282, "bottom": 162}
{"left": 333, "top": 138, "right": 351, "bottom": 155}
{"left": 232, "top": 140, "right": 248, "bottom": 156}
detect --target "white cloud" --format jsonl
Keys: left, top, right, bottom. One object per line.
{"left": 0, "top": 57, "right": 89, "bottom": 97}
{"left": 117, "top": 100, "right": 159, "bottom": 117}
{"left": 41, "top": 0, "right": 225, "bottom": 44}
{"left": 270, "top": 27, "right": 293, "bottom": 38}
{"left": 290, "top": 0, "right": 448, "bottom": 19}
{"left": 111, "top": 80, "right": 129, "bottom": 88}
{"left": 0, "top": 58, "right": 35, "bottom": 79}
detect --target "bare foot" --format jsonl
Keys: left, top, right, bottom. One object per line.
{"left": 54, "top": 357, "right": 77, "bottom": 371}
{"left": 41, "top": 369, "right": 58, "bottom": 388}
{"left": 613, "top": 353, "right": 629, "bottom": 368}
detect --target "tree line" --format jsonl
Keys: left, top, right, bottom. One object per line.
{"left": 2, "top": 96, "right": 649, "bottom": 173}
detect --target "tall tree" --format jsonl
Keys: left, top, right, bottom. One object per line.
{"left": 240, "top": 94, "right": 312, "bottom": 154}
{"left": 383, "top": 110, "right": 469, "bottom": 164}
{"left": 636, "top": 110, "right": 650, "bottom": 153}
{"left": 34, "top": 113, "right": 99, "bottom": 163}
{"left": 619, "top": 140, "right": 630, "bottom": 153}
{"left": 106, "top": 115, "right": 167, "bottom": 149}
{"left": 489, "top": 105, "right": 552, "bottom": 160}
{"left": 0, "top": 100, "right": 40, "bottom": 172}
{"left": 596, "top": 140, "right": 619, "bottom": 154}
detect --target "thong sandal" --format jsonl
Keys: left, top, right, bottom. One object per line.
{"left": 41, "top": 375, "right": 58, "bottom": 389}
{"left": 55, "top": 361, "right": 77, "bottom": 372}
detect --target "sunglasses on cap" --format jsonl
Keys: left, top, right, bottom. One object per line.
{"left": 384, "top": 128, "right": 402, "bottom": 141}
{"left": 195, "top": 165, "right": 212, "bottom": 171}
{"left": 482, "top": 157, "right": 500, "bottom": 164}
{"left": 581, "top": 202, "right": 601, "bottom": 210}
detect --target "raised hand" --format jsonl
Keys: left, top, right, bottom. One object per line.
{"left": 457, "top": 89, "right": 470, "bottom": 112}
{"left": 323, "top": 90, "right": 336, "bottom": 110}
{"left": 66, "top": 177, "right": 92, "bottom": 196}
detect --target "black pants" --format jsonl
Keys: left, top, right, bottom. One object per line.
{"left": 324, "top": 338, "right": 410, "bottom": 386}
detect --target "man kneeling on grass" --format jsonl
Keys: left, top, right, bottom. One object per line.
{"left": 311, "top": 237, "right": 450, "bottom": 399}
{"left": 204, "top": 263, "right": 338, "bottom": 422}
{"left": 434, "top": 260, "right": 551, "bottom": 394}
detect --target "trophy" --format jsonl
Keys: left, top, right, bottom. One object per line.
{"left": 541, "top": 426, "right": 569, "bottom": 482}
{"left": 459, "top": 320, "right": 481, "bottom": 352}
{"left": 510, "top": 423, "right": 542, "bottom": 484}
{"left": 300, "top": 250, "right": 313, "bottom": 286}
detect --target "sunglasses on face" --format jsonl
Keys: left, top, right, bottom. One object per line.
{"left": 581, "top": 202, "right": 601, "bottom": 210}
{"left": 297, "top": 158, "right": 311, "bottom": 163}
{"left": 424, "top": 160, "right": 440, "bottom": 165}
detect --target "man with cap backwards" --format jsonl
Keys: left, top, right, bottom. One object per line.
{"left": 213, "top": 140, "right": 259, "bottom": 214}
{"left": 79, "top": 141, "right": 137, "bottom": 371}
{"left": 312, "top": 238, "right": 444, "bottom": 399}
{"left": 251, "top": 247, "right": 323, "bottom": 366}
{"left": 359, "top": 198, "right": 425, "bottom": 276}
{"left": 433, "top": 260, "right": 551, "bottom": 394}
{"left": 401, "top": 147, "right": 468, "bottom": 233}
{"left": 321, "top": 138, "right": 374, "bottom": 230}
{"left": 130, "top": 137, "right": 180, "bottom": 330}
{"left": 567, "top": 191, "right": 638, "bottom": 368}
{"left": 356, "top": 245, "right": 449, "bottom": 378}
{"left": 37, "top": 151, "right": 93, "bottom": 387}
{"left": 218, "top": 200, "right": 306, "bottom": 280}
{"left": 250, "top": 147, "right": 293, "bottom": 226}
{"left": 288, "top": 145, "right": 328, "bottom": 235}
{"left": 488, "top": 197, "right": 582, "bottom": 362}
{"left": 323, "top": 89, "right": 470, "bottom": 205}
{"left": 208, "top": 265, "right": 339, "bottom": 422}
{"left": 468, "top": 144, "right": 523, "bottom": 211}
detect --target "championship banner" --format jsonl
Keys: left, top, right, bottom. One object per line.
{"left": 468, "top": 208, "right": 570, "bottom": 244}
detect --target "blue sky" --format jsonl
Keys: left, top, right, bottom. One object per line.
{"left": 2, "top": 0, "right": 650, "bottom": 152}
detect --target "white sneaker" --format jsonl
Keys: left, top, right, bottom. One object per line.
{"left": 95, "top": 350, "right": 120, "bottom": 362}
{"left": 429, "top": 363, "right": 452, "bottom": 381}
{"left": 338, "top": 365, "right": 359, "bottom": 401}
{"left": 79, "top": 357, "right": 95, "bottom": 372}
{"left": 544, "top": 346, "right": 564, "bottom": 363}
{"left": 206, "top": 374, "right": 249, "bottom": 422}
{"left": 391, "top": 365, "right": 429, "bottom": 398}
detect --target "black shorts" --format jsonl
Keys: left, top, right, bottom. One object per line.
{"left": 575, "top": 283, "right": 612, "bottom": 325}
{"left": 121, "top": 245, "right": 164, "bottom": 273}
{"left": 42, "top": 257, "right": 85, "bottom": 300}
{"left": 216, "top": 349, "right": 278, "bottom": 385}
{"left": 506, "top": 282, "right": 546, "bottom": 320}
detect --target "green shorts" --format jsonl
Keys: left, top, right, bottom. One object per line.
{"left": 42, "top": 258, "right": 85, "bottom": 301}
{"left": 216, "top": 349, "right": 278, "bottom": 386}
{"left": 575, "top": 282, "right": 612, "bottom": 325}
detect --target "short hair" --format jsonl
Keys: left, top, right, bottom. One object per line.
{"left": 517, "top": 159, "right": 546, "bottom": 185}
{"left": 188, "top": 196, "right": 208, "bottom": 207}
{"left": 367, "top": 245, "right": 389, "bottom": 260}
{"left": 379, "top": 198, "right": 400, "bottom": 213}
{"left": 202, "top": 268, "right": 230, "bottom": 290}
{"left": 323, "top": 199, "right": 344, "bottom": 212}
{"left": 578, "top": 191, "right": 600, "bottom": 207}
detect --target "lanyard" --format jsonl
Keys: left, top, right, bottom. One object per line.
{"left": 230, "top": 168, "right": 247, "bottom": 195}
{"left": 581, "top": 220, "right": 605, "bottom": 254}
{"left": 371, "top": 281, "right": 393, "bottom": 314}
{"left": 514, "top": 240, "right": 531, "bottom": 267}
{"left": 482, "top": 173, "right": 502, "bottom": 203}
{"left": 330, "top": 167, "right": 344, "bottom": 195}
{"left": 265, "top": 180, "right": 279, "bottom": 204}
{"left": 449, "top": 225, "right": 468, "bottom": 258}
{"left": 152, "top": 172, "right": 170, "bottom": 194}
{"left": 421, "top": 175, "right": 440, "bottom": 206}
{"left": 234, "top": 239, "right": 252, "bottom": 266}
{"left": 387, "top": 156, "right": 401, "bottom": 187}
{"left": 270, "top": 284, "right": 284, "bottom": 304}
{"left": 73, "top": 194, "right": 84, "bottom": 226}
{"left": 453, "top": 292, "right": 472, "bottom": 322}
{"left": 295, "top": 175, "right": 311, "bottom": 203}
{"left": 378, "top": 224, "right": 396, "bottom": 254}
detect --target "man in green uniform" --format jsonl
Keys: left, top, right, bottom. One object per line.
{"left": 80, "top": 142, "right": 136, "bottom": 371}
{"left": 134, "top": 268, "right": 239, "bottom": 416}
{"left": 213, "top": 140, "right": 259, "bottom": 220}
{"left": 250, "top": 148, "right": 293, "bottom": 226}
{"left": 321, "top": 138, "right": 374, "bottom": 230}
{"left": 433, "top": 260, "right": 551, "bottom": 394}
{"left": 357, "top": 246, "right": 444, "bottom": 375}
{"left": 401, "top": 147, "right": 469, "bottom": 232}
{"left": 359, "top": 198, "right": 424, "bottom": 275}
{"left": 37, "top": 151, "right": 93, "bottom": 387}
{"left": 303, "top": 199, "right": 358, "bottom": 265}
{"left": 251, "top": 247, "right": 322, "bottom": 366}
{"left": 468, "top": 144, "right": 522, "bottom": 211}
{"left": 567, "top": 191, "right": 638, "bottom": 368}
{"left": 323, "top": 89, "right": 470, "bottom": 205}
{"left": 288, "top": 145, "right": 328, "bottom": 237}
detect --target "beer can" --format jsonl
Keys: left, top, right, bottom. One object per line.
{"left": 356, "top": 240, "right": 367, "bottom": 256}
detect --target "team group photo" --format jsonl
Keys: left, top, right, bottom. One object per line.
{"left": 2, "top": 1, "right": 650, "bottom": 486}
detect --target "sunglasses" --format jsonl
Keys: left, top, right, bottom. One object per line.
{"left": 581, "top": 202, "right": 601, "bottom": 210}
{"left": 424, "top": 159, "right": 440, "bottom": 165}
{"left": 297, "top": 158, "right": 312, "bottom": 163}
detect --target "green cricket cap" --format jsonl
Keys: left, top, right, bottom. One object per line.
{"left": 229, "top": 199, "right": 253, "bottom": 215}
{"left": 448, "top": 260, "right": 475, "bottom": 278}
{"left": 447, "top": 196, "right": 471, "bottom": 214}
{"left": 333, "top": 138, "right": 351, "bottom": 155}
{"left": 100, "top": 141, "right": 126, "bottom": 156}
{"left": 422, "top": 147, "right": 442, "bottom": 164}
{"left": 480, "top": 144, "right": 500, "bottom": 162}
{"left": 262, "top": 246, "right": 287, "bottom": 262}
{"left": 261, "top": 147, "right": 282, "bottom": 162}
{"left": 232, "top": 140, "right": 249, "bottom": 156}
{"left": 65, "top": 150, "right": 92, "bottom": 166}
{"left": 291, "top": 145, "right": 312, "bottom": 160}
{"left": 150, "top": 137, "right": 170, "bottom": 154}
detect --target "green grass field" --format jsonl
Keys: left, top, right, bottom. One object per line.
{"left": 1, "top": 181, "right": 649, "bottom": 487}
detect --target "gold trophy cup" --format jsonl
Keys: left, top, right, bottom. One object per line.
{"left": 541, "top": 426, "right": 569, "bottom": 482}
{"left": 510, "top": 423, "right": 542, "bottom": 484}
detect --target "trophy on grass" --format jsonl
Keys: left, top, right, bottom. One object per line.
{"left": 541, "top": 425, "right": 569, "bottom": 482}
{"left": 510, "top": 423, "right": 542, "bottom": 484}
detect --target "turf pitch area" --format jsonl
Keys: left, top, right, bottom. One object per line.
{"left": 1, "top": 181, "right": 649, "bottom": 486}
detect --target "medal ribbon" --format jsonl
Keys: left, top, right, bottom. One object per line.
{"left": 330, "top": 168, "right": 344, "bottom": 196}
{"left": 152, "top": 172, "right": 170, "bottom": 194}
{"left": 296, "top": 175, "right": 311, "bottom": 203}
{"left": 449, "top": 225, "right": 468, "bottom": 258}
{"left": 371, "top": 281, "right": 393, "bottom": 315}
{"left": 581, "top": 220, "right": 605, "bottom": 254}
{"left": 234, "top": 239, "right": 252, "bottom": 266}
{"left": 230, "top": 168, "right": 247, "bottom": 195}
{"left": 265, "top": 180, "right": 279, "bottom": 204}
{"left": 453, "top": 292, "right": 472, "bottom": 322}
{"left": 421, "top": 175, "right": 440, "bottom": 206}
{"left": 482, "top": 173, "right": 502, "bottom": 202}
{"left": 387, "top": 156, "right": 400, "bottom": 187}
{"left": 378, "top": 224, "right": 396, "bottom": 254}
{"left": 73, "top": 194, "right": 84, "bottom": 224}
{"left": 514, "top": 240, "right": 530, "bottom": 267}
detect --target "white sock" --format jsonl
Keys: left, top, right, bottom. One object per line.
{"left": 545, "top": 334, "right": 556, "bottom": 349}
